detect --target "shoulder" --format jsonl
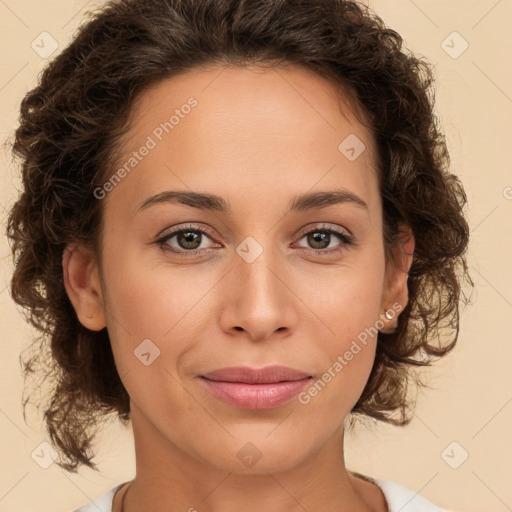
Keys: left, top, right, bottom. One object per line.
{"left": 72, "top": 483, "right": 126, "bottom": 512}
{"left": 372, "top": 477, "right": 455, "bottom": 512}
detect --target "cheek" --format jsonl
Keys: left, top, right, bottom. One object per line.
{"left": 297, "top": 298, "right": 379, "bottom": 428}
{"left": 102, "top": 242, "right": 217, "bottom": 337}
{"left": 298, "top": 262, "right": 383, "bottom": 408}
{"left": 305, "top": 259, "right": 384, "bottom": 345}
{"left": 100, "top": 243, "right": 228, "bottom": 387}
{"left": 99, "top": 253, "right": 205, "bottom": 420}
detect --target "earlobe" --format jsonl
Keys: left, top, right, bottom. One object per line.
{"left": 62, "top": 243, "right": 106, "bottom": 331}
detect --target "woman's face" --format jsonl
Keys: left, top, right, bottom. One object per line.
{"left": 69, "top": 64, "right": 411, "bottom": 474}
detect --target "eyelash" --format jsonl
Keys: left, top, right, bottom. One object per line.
{"left": 154, "top": 223, "right": 355, "bottom": 257}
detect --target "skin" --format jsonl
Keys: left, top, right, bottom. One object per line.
{"left": 63, "top": 64, "right": 414, "bottom": 512}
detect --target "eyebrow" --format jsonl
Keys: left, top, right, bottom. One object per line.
{"left": 138, "top": 187, "right": 368, "bottom": 214}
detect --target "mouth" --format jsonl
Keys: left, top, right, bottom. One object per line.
{"left": 200, "top": 365, "right": 313, "bottom": 409}
{"left": 201, "top": 365, "right": 312, "bottom": 384}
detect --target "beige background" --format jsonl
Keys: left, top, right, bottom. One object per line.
{"left": 1, "top": 1, "right": 511, "bottom": 511}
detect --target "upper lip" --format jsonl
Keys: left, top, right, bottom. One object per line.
{"left": 201, "top": 365, "right": 311, "bottom": 384}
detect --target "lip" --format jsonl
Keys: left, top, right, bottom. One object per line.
{"left": 202, "top": 365, "right": 311, "bottom": 384}
{"left": 200, "top": 365, "right": 312, "bottom": 410}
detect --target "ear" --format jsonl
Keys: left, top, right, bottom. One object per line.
{"left": 62, "top": 243, "right": 106, "bottom": 331}
{"left": 379, "top": 224, "right": 415, "bottom": 332}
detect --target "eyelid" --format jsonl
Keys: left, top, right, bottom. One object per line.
{"left": 155, "top": 222, "right": 217, "bottom": 241}
{"left": 295, "top": 222, "right": 352, "bottom": 240}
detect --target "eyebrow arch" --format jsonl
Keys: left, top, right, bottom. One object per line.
{"left": 138, "top": 187, "right": 368, "bottom": 214}
{"left": 289, "top": 188, "right": 368, "bottom": 212}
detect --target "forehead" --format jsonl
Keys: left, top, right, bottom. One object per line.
{"left": 107, "top": 64, "right": 379, "bottom": 217}
{"left": 126, "top": 63, "right": 371, "bottom": 146}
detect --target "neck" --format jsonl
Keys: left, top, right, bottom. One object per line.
{"left": 114, "top": 403, "right": 385, "bottom": 512}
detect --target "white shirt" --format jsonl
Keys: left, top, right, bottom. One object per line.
{"left": 73, "top": 477, "right": 453, "bottom": 512}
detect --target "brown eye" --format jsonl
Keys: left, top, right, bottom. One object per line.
{"left": 155, "top": 224, "right": 219, "bottom": 256}
{"left": 295, "top": 225, "right": 354, "bottom": 254}
{"left": 306, "top": 230, "right": 331, "bottom": 249}
{"left": 175, "top": 230, "right": 203, "bottom": 250}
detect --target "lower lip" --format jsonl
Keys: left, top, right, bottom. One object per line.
{"left": 200, "top": 377, "right": 311, "bottom": 409}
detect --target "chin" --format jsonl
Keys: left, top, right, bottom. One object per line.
{"left": 193, "top": 433, "right": 318, "bottom": 476}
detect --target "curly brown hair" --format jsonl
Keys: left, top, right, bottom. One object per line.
{"left": 5, "top": 0, "right": 473, "bottom": 472}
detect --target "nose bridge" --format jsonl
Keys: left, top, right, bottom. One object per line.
{"left": 236, "top": 235, "right": 282, "bottom": 308}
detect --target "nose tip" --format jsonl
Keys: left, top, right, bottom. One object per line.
{"left": 220, "top": 247, "right": 295, "bottom": 341}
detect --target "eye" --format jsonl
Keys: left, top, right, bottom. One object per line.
{"left": 154, "top": 223, "right": 355, "bottom": 258}
{"left": 155, "top": 224, "right": 219, "bottom": 256}
{"left": 294, "top": 224, "right": 354, "bottom": 254}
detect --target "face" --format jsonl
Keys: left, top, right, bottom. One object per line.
{"left": 66, "top": 64, "right": 411, "bottom": 475}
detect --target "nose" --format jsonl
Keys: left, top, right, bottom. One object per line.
{"left": 219, "top": 240, "right": 297, "bottom": 342}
